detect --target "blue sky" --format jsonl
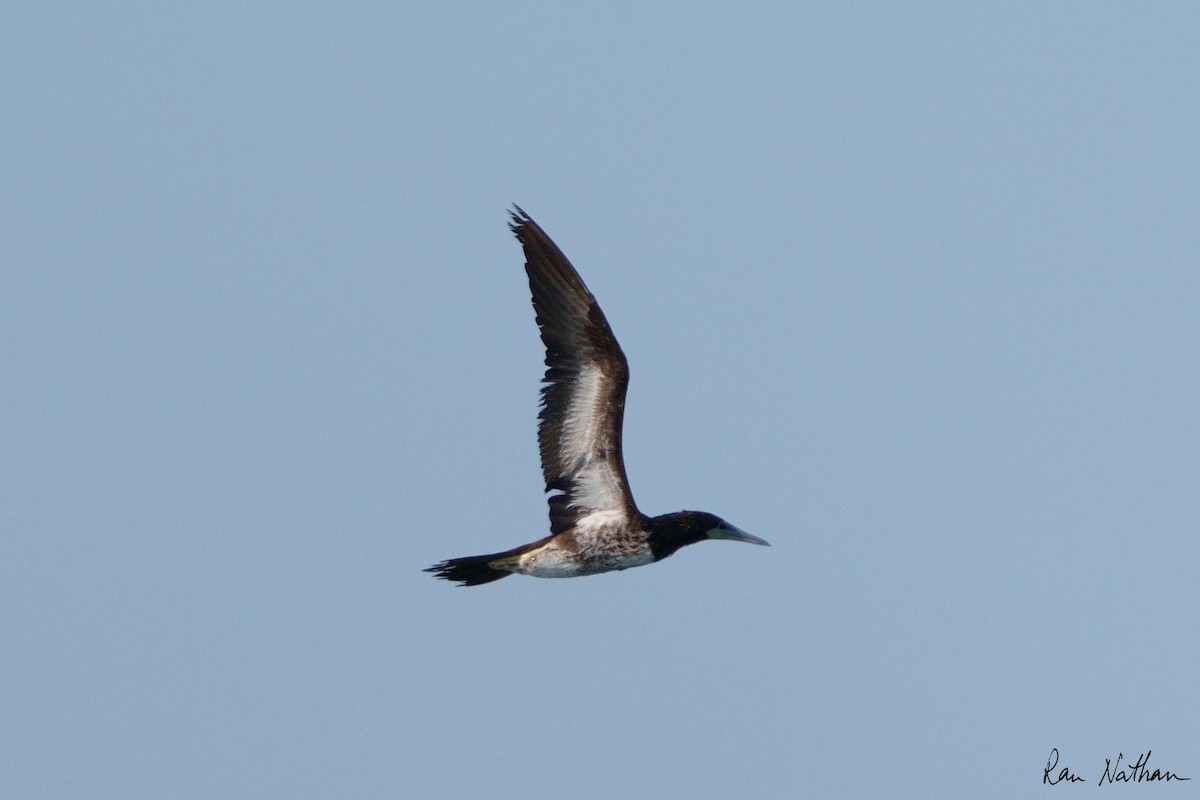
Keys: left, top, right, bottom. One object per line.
{"left": 3, "top": 3, "right": 1197, "bottom": 798}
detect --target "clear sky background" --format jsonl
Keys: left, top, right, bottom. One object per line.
{"left": 3, "top": 3, "right": 1197, "bottom": 798}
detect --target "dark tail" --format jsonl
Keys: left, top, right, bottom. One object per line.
{"left": 425, "top": 537, "right": 551, "bottom": 587}
{"left": 424, "top": 553, "right": 513, "bottom": 586}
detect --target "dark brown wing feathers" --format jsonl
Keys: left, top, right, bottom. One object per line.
{"left": 508, "top": 207, "right": 638, "bottom": 534}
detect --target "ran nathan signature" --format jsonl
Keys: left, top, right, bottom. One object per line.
{"left": 1044, "top": 748, "right": 1191, "bottom": 786}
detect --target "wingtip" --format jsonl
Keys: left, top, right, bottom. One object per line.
{"left": 508, "top": 204, "right": 531, "bottom": 233}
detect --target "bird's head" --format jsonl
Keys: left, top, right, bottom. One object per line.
{"left": 646, "top": 510, "right": 770, "bottom": 560}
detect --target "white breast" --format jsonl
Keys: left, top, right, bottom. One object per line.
{"left": 514, "top": 537, "right": 654, "bottom": 578}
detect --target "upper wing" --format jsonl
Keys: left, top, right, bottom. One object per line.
{"left": 509, "top": 207, "right": 639, "bottom": 535}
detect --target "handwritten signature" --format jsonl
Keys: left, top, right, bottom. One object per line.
{"left": 1045, "top": 748, "right": 1191, "bottom": 786}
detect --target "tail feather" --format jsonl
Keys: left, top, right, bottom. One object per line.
{"left": 424, "top": 553, "right": 513, "bottom": 586}
{"left": 425, "top": 537, "right": 552, "bottom": 587}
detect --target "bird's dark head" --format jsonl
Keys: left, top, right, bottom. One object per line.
{"left": 646, "top": 510, "right": 770, "bottom": 561}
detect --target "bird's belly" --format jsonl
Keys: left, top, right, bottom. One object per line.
{"left": 514, "top": 541, "right": 654, "bottom": 578}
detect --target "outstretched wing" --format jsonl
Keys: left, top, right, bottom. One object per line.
{"left": 509, "top": 207, "right": 639, "bottom": 535}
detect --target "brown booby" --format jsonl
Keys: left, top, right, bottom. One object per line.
{"left": 425, "top": 208, "right": 768, "bottom": 586}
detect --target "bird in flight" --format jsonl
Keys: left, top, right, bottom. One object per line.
{"left": 425, "top": 208, "right": 768, "bottom": 586}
